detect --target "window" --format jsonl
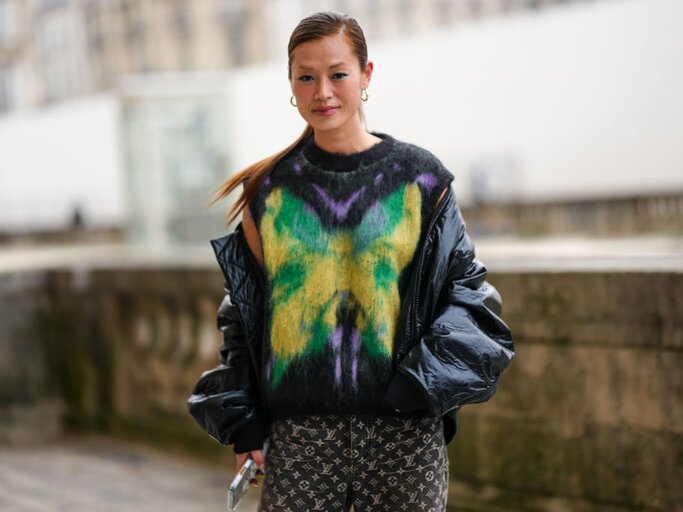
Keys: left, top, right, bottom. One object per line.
{"left": 500, "top": 0, "right": 515, "bottom": 13}
{"left": 398, "top": 0, "right": 413, "bottom": 33}
{"left": 469, "top": 0, "right": 483, "bottom": 17}
{"left": 435, "top": 0, "right": 454, "bottom": 25}
{"left": 218, "top": 1, "right": 250, "bottom": 66}
{"left": 0, "top": 0, "right": 17, "bottom": 43}
{"left": 172, "top": 1, "right": 191, "bottom": 38}
{"left": 225, "top": 19, "right": 248, "bottom": 66}
{"left": 37, "top": 0, "right": 68, "bottom": 10}
{"left": 0, "top": 66, "right": 13, "bottom": 112}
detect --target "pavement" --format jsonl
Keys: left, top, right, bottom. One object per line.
{"left": 0, "top": 434, "right": 262, "bottom": 512}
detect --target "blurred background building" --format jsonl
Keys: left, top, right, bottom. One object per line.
{"left": 1, "top": 0, "right": 584, "bottom": 113}
{"left": 6, "top": 0, "right": 675, "bottom": 247}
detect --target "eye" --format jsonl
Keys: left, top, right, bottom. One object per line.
{"left": 332, "top": 72, "right": 348, "bottom": 80}
{"left": 297, "top": 75, "right": 314, "bottom": 82}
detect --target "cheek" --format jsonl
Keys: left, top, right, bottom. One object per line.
{"left": 339, "top": 80, "right": 362, "bottom": 98}
{"left": 292, "top": 83, "right": 309, "bottom": 97}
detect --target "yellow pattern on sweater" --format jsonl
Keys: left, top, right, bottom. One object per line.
{"left": 259, "top": 183, "right": 422, "bottom": 388}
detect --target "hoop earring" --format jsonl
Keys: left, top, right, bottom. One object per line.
{"left": 361, "top": 89, "right": 369, "bottom": 102}
{"left": 290, "top": 95, "right": 297, "bottom": 107}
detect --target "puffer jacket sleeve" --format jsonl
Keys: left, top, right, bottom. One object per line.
{"left": 186, "top": 281, "right": 268, "bottom": 454}
{"left": 385, "top": 189, "right": 515, "bottom": 417}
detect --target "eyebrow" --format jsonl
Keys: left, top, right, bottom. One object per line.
{"left": 295, "top": 62, "right": 349, "bottom": 71}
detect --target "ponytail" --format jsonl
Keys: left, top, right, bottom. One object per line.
{"left": 208, "top": 125, "right": 314, "bottom": 225}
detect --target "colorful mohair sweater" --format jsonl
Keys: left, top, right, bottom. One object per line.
{"left": 248, "top": 131, "right": 454, "bottom": 421}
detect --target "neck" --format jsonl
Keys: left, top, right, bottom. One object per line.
{"left": 313, "top": 118, "right": 381, "bottom": 155}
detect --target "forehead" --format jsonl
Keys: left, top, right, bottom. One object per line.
{"left": 291, "top": 33, "right": 358, "bottom": 70}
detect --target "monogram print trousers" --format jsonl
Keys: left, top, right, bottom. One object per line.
{"left": 257, "top": 414, "right": 449, "bottom": 512}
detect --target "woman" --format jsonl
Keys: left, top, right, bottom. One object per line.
{"left": 188, "top": 11, "right": 514, "bottom": 512}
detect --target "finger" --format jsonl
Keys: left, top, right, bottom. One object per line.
{"left": 235, "top": 453, "right": 247, "bottom": 472}
{"left": 252, "top": 450, "right": 266, "bottom": 470}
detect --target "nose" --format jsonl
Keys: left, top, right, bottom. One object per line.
{"left": 314, "top": 77, "right": 333, "bottom": 101}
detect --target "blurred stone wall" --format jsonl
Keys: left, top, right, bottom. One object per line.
{"left": 448, "top": 271, "right": 683, "bottom": 512}
{"left": 0, "top": 271, "right": 63, "bottom": 444}
{"left": 463, "top": 193, "right": 683, "bottom": 237}
{"left": 1, "top": 264, "right": 681, "bottom": 511}
{"left": 44, "top": 266, "right": 226, "bottom": 456}
{"left": 90, "top": 268, "right": 223, "bottom": 444}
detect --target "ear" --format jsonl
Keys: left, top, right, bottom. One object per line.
{"left": 361, "top": 60, "right": 374, "bottom": 89}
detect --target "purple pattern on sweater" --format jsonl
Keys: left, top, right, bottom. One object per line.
{"left": 351, "top": 329, "right": 360, "bottom": 389}
{"left": 416, "top": 172, "right": 437, "bottom": 192}
{"left": 266, "top": 354, "right": 273, "bottom": 382}
{"left": 330, "top": 326, "right": 343, "bottom": 385}
{"left": 330, "top": 325, "right": 343, "bottom": 350}
{"left": 312, "top": 184, "right": 366, "bottom": 221}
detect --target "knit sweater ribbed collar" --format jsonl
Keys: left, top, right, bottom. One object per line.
{"left": 302, "top": 131, "right": 396, "bottom": 172}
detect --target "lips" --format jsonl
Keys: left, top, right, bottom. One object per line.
{"left": 313, "top": 106, "right": 339, "bottom": 114}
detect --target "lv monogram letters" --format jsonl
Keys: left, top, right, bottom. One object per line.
{"left": 258, "top": 414, "right": 449, "bottom": 511}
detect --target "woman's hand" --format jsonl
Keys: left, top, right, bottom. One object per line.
{"left": 235, "top": 449, "right": 266, "bottom": 487}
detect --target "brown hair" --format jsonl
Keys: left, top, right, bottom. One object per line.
{"left": 209, "top": 11, "right": 370, "bottom": 225}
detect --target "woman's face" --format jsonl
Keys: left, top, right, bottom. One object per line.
{"left": 290, "top": 32, "right": 373, "bottom": 138}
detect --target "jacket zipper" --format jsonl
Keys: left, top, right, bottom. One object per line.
{"left": 396, "top": 186, "right": 452, "bottom": 366}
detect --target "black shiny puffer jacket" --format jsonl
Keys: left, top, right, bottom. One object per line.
{"left": 187, "top": 185, "right": 515, "bottom": 454}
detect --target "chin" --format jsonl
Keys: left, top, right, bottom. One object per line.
{"left": 308, "top": 115, "right": 355, "bottom": 134}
